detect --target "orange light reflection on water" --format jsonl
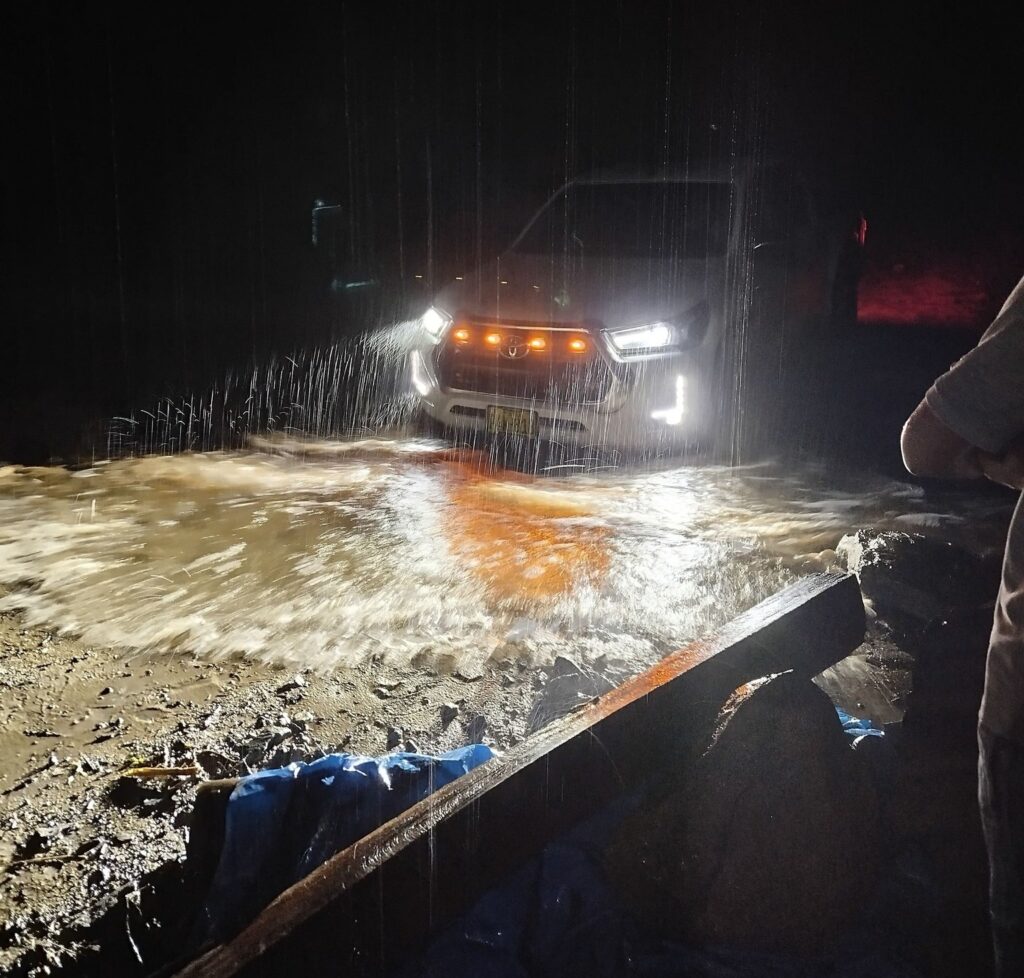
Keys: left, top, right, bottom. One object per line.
{"left": 417, "top": 450, "right": 611, "bottom": 606}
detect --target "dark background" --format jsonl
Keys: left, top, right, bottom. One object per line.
{"left": 3, "top": 0, "right": 1023, "bottom": 462}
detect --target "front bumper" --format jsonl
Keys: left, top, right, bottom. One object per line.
{"left": 410, "top": 339, "right": 710, "bottom": 452}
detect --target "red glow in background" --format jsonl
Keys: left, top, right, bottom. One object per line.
{"left": 856, "top": 232, "right": 1024, "bottom": 331}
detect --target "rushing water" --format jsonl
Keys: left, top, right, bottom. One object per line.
{"left": 0, "top": 437, "right": 1012, "bottom": 676}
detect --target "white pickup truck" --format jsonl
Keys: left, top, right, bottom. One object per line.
{"left": 408, "top": 161, "right": 863, "bottom": 457}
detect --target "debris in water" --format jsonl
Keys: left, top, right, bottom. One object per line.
{"left": 119, "top": 766, "right": 200, "bottom": 779}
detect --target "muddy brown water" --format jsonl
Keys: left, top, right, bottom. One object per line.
{"left": 0, "top": 436, "right": 1011, "bottom": 679}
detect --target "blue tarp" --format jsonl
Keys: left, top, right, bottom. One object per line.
{"left": 836, "top": 707, "right": 885, "bottom": 740}
{"left": 194, "top": 745, "right": 494, "bottom": 943}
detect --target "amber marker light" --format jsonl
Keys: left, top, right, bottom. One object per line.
{"left": 453, "top": 328, "right": 471, "bottom": 343}
{"left": 568, "top": 337, "right": 587, "bottom": 352}
{"left": 484, "top": 332, "right": 502, "bottom": 346}
{"left": 528, "top": 336, "right": 548, "bottom": 351}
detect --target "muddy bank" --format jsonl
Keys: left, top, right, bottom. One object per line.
{"left": 0, "top": 605, "right": 558, "bottom": 976}
{"left": 0, "top": 599, "right": 915, "bottom": 977}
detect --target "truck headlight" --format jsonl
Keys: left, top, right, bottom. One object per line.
{"left": 605, "top": 302, "right": 708, "bottom": 358}
{"left": 607, "top": 321, "right": 677, "bottom": 354}
{"left": 420, "top": 306, "right": 452, "bottom": 342}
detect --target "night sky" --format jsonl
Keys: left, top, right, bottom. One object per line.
{"left": 4, "top": 1, "right": 1023, "bottom": 461}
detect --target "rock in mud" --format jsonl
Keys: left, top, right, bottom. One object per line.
{"left": 386, "top": 726, "right": 403, "bottom": 750}
{"left": 440, "top": 702, "right": 459, "bottom": 727}
{"left": 526, "top": 656, "right": 614, "bottom": 734}
{"left": 465, "top": 714, "right": 487, "bottom": 743}
{"left": 195, "top": 749, "right": 236, "bottom": 779}
{"left": 603, "top": 672, "right": 881, "bottom": 955}
{"left": 75, "top": 755, "right": 103, "bottom": 774}
{"left": 838, "top": 529, "right": 1002, "bottom": 632}
{"left": 276, "top": 674, "right": 306, "bottom": 694}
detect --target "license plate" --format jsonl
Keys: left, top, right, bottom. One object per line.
{"left": 486, "top": 405, "right": 538, "bottom": 437}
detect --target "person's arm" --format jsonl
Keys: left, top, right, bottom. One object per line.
{"left": 902, "top": 272, "right": 1024, "bottom": 483}
{"left": 901, "top": 399, "right": 985, "bottom": 480}
{"left": 979, "top": 436, "right": 1024, "bottom": 490}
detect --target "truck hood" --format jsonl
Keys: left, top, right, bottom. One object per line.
{"left": 433, "top": 252, "right": 723, "bottom": 329}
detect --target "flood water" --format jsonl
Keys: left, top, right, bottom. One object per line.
{"left": 0, "top": 437, "right": 1012, "bottom": 678}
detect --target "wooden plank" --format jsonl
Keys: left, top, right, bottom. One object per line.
{"left": 171, "top": 572, "right": 864, "bottom": 978}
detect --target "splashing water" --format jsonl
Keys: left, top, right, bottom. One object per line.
{"left": 104, "top": 322, "right": 423, "bottom": 458}
{"left": 0, "top": 438, "right": 1009, "bottom": 676}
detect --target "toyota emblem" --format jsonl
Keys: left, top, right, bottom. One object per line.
{"left": 499, "top": 337, "right": 530, "bottom": 359}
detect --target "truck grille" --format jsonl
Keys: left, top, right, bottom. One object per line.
{"left": 435, "top": 323, "right": 613, "bottom": 405}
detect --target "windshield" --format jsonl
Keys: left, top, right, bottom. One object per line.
{"left": 511, "top": 181, "right": 730, "bottom": 260}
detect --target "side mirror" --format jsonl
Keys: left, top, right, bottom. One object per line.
{"left": 311, "top": 199, "right": 343, "bottom": 248}
{"left": 311, "top": 199, "right": 382, "bottom": 295}
{"left": 751, "top": 240, "right": 791, "bottom": 277}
